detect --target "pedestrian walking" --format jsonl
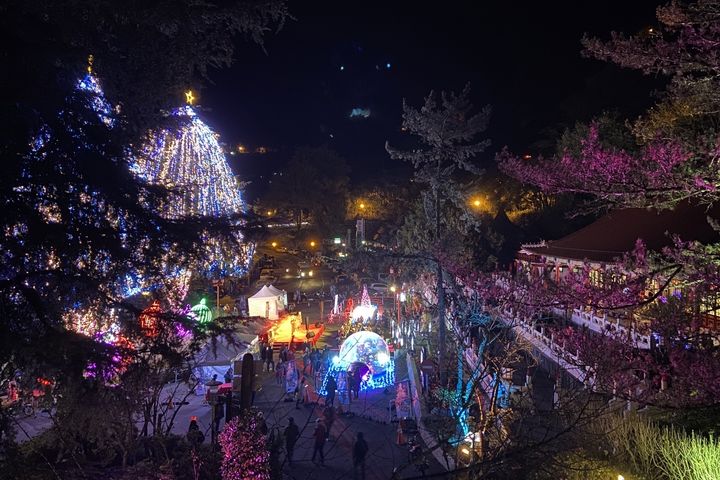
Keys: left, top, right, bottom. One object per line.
{"left": 325, "top": 374, "right": 337, "bottom": 407}
{"left": 353, "top": 432, "right": 369, "bottom": 480}
{"left": 258, "top": 411, "right": 268, "bottom": 436}
{"left": 284, "top": 417, "right": 300, "bottom": 465}
{"left": 311, "top": 419, "right": 326, "bottom": 465}
{"left": 323, "top": 404, "right": 335, "bottom": 440}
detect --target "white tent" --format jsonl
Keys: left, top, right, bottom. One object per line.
{"left": 248, "top": 285, "right": 282, "bottom": 320}
{"left": 267, "top": 284, "right": 288, "bottom": 309}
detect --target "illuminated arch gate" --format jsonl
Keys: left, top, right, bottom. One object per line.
{"left": 318, "top": 331, "right": 395, "bottom": 396}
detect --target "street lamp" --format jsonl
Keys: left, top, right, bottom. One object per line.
{"left": 271, "top": 241, "right": 277, "bottom": 248}
{"left": 310, "top": 241, "right": 316, "bottom": 248}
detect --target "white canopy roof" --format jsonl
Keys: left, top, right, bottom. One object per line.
{"left": 250, "top": 285, "right": 278, "bottom": 299}
{"left": 267, "top": 284, "right": 285, "bottom": 296}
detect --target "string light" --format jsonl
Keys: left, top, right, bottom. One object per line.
{"left": 219, "top": 410, "right": 271, "bottom": 480}
{"left": 131, "top": 105, "right": 252, "bottom": 276}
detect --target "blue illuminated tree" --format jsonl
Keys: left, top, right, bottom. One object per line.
{"left": 132, "top": 103, "right": 253, "bottom": 277}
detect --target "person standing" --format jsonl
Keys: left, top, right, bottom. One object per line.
{"left": 323, "top": 404, "right": 335, "bottom": 440}
{"left": 311, "top": 419, "right": 326, "bottom": 465}
{"left": 352, "top": 370, "right": 361, "bottom": 400}
{"left": 284, "top": 417, "right": 300, "bottom": 465}
{"left": 347, "top": 373, "right": 355, "bottom": 404}
{"left": 186, "top": 418, "right": 205, "bottom": 448}
{"left": 276, "top": 361, "right": 284, "bottom": 386}
{"left": 266, "top": 345, "right": 275, "bottom": 372}
{"left": 260, "top": 343, "right": 268, "bottom": 371}
{"left": 302, "top": 350, "right": 310, "bottom": 375}
{"left": 296, "top": 376, "right": 308, "bottom": 408}
{"left": 325, "top": 374, "right": 337, "bottom": 407}
{"left": 352, "top": 432, "right": 369, "bottom": 480}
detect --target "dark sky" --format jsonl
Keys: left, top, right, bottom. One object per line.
{"left": 200, "top": 1, "right": 662, "bottom": 197}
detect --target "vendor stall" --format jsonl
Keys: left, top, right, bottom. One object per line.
{"left": 247, "top": 285, "right": 283, "bottom": 320}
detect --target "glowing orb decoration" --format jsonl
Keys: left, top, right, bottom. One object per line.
{"left": 191, "top": 298, "right": 213, "bottom": 324}
{"left": 351, "top": 304, "right": 377, "bottom": 321}
{"left": 338, "top": 331, "right": 391, "bottom": 375}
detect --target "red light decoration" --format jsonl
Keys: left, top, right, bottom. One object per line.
{"left": 139, "top": 300, "right": 162, "bottom": 337}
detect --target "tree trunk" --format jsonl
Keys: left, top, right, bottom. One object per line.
{"left": 436, "top": 185, "right": 447, "bottom": 386}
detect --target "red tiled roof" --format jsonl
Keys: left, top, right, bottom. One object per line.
{"left": 522, "top": 202, "right": 720, "bottom": 263}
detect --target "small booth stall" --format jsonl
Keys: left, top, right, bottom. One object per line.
{"left": 247, "top": 285, "right": 284, "bottom": 320}
{"left": 267, "top": 284, "right": 288, "bottom": 310}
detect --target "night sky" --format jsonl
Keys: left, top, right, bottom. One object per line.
{"left": 200, "top": 1, "right": 662, "bottom": 198}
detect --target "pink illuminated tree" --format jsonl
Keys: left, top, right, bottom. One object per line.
{"left": 218, "top": 408, "right": 270, "bottom": 480}
{"left": 492, "top": 1, "right": 720, "bottom": 408}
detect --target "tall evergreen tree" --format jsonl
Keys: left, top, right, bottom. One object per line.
{"left": 386, "top": 84, "right": 490, "bottom": 385}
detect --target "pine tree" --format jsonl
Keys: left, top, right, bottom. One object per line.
{"left": 133, "top": 103, "right": 253, "bottom": 277}
{"left": 386, "top": 84, "right": 490, "bottom": 385}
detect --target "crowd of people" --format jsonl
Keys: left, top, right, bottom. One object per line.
{"left": 253, "top": 341, "right": 370, "bottom": 477}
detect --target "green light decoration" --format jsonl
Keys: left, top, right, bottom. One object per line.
{"left": 191, "top": 298, "right": 213, "bottom": 324}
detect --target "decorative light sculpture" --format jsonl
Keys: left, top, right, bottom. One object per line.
{"left": 337, "top": 330, "right": 391, "bottom": 374}
{"left": 139, "top": 300, "right": 162, "bottom": 337}
{"left": 131, "top": 103, "right": 253, "bottom": 276}
{"left": 351, "top": 285, "right": 376, "bottom": 321}
{"left": 191, "top": 298, "right": 213, "bottom": 324}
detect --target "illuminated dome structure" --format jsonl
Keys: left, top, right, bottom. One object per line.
{"left": 337, "top": 331, "right": 391, "bottom": 375}
{"left": 131, "top": 103, "right": 253, "bottom": 277}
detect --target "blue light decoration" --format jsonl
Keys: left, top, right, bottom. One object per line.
{"left": 76, "top": 73, "right": 115, "bottom": 127}
{"left": 130, "top": 103, "right": 253, "bottom": 277}
{"left": 318, "top": 331, "right": 395, "bottom": 395}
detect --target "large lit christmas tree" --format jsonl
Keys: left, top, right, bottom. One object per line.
{"left": 131, "top": 94, "right": 253, "bottom": 277}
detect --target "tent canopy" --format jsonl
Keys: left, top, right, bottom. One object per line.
{"left": 248, "top": 285, "right": 284, "bottom": 320}
{"left": 267, "top": 284, "right": 285, "bottom": 296}
{"left": 250, "top": 285, "right": 278, "bottom": 299}
{"left": 267, "top": 284, "right": 287, "bottom": 308}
